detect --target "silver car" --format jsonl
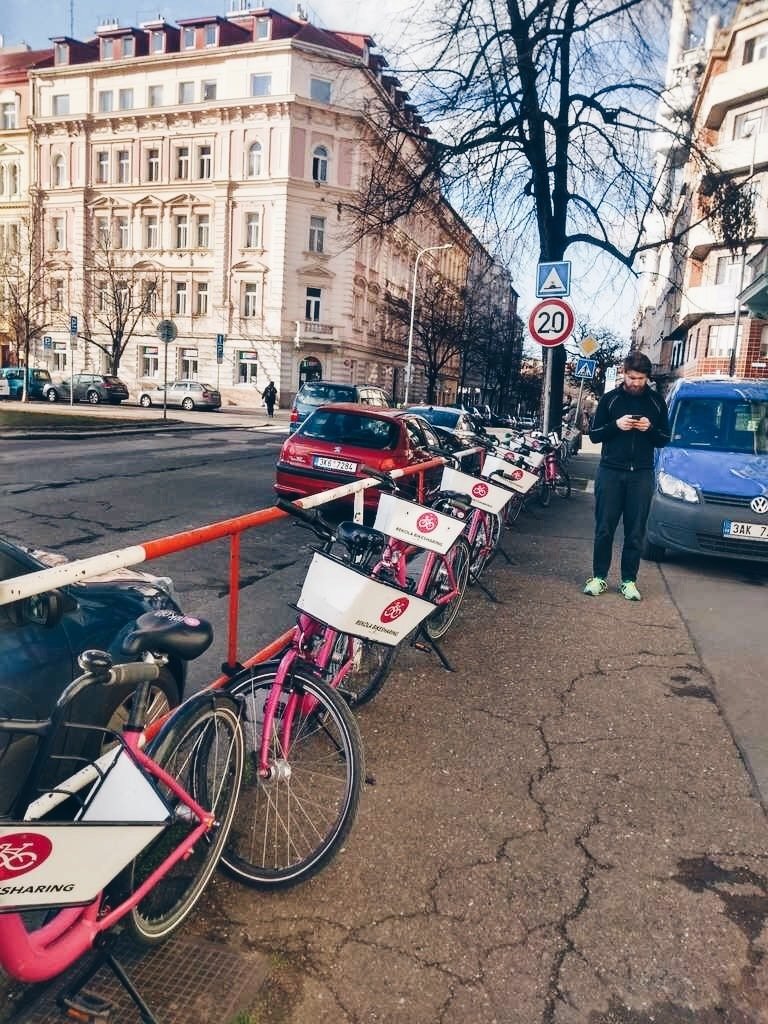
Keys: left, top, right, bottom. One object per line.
{"left": 138, "top": 379, "right": 221, "bottom": 411}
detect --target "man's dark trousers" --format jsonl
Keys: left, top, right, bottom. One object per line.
{"left": 593, "top": 465, "right": 655, "bottom": 582}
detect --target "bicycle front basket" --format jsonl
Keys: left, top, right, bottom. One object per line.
{"left": 296, "top": 551, "right": 436, "bottom": 646}
{"left": 481, "top": 454, "right": 539, "bottom": 495}
{"left": 373, "top": 493, "right": 466, "bottom": 554}
{"left": 440, "top": 466, "right": 512, "bottom": 514}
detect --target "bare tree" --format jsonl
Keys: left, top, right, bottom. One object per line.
{"left": 567, "top": 324, "right": 627, "bottom": 399}
{"left": 0, "top": 210, "right": 52, "bottom": 399}
{"left": 77, "top": 237, "right": 159, "bottom": 375}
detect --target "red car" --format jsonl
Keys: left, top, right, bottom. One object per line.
{"left": 275, "top": 404, "right": 444, "bottom": 505}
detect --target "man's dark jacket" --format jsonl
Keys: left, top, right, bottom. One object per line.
{"left": 589, "top": 385, "right": 671, "bottom": 471}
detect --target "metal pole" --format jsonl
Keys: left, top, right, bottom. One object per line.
{"left": 729, "top": 126, "right": 757, "bottom": 378}
{"left": 542, "top": 349, "right": 553, "bottom": 430}
{"left": 69, "top": 332, "right": 74, "bottom": 406}
{"left": 404, "top": 243, "right": 452, "bottom": 407}
{"left": 163, "top": 340, "right": 168, "bottom": 422}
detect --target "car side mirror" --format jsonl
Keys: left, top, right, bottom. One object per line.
{"left": 11, "top": 591, "right": 65, "bottom": 629}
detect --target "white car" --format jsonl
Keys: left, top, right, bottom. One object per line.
{"left": 138, "top": 379, "right": 222, "bottom": 411}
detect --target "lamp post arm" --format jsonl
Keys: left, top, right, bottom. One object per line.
{"left": 404, "top": 243, "right": 452, "bottom": 407}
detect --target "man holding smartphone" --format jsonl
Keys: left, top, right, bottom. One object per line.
{"left": 583, "top": 351, "right": 670, "bottom": 600}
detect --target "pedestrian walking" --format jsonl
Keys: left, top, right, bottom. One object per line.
{"left": 583, "top": 351, "right": 670, "bottom": 601}
{"left": 262, "top": 380, "right": 277, "bottom": 418}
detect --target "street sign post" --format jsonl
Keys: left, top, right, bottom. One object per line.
{"left": 156, "top": 320, "right": 177, "bottom": 421}
{"left": 68, "top": 316, "right": 78, "bottom": 406}
{"left": 528, "top": 298, "right": 575, "bottom": 348}
{"left": 574, "top": 357, "right": 597, "bottom": 380}
{"left": 536, "top": 261, "right": 571, "bottom": 298}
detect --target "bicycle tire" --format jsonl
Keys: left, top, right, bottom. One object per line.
{"left": 554, "top": 467, "right": 572, "bottom": 499}
{"left": 423, "top": 536, "right": 471, "bottom": 641}
{"left": 328, "top": 633, "right": 400, "bottom": 708}
{"left": 537, "top": 478, "right": 552, "bottom": 508}
{"left": 468, "top": 512, "right": 501, "bottom": 582}
{"left": 221, "top": 662, "right": 364, "bottom": 889}
{"left": 127, "top": 693, "right": 244, "bottom": 945}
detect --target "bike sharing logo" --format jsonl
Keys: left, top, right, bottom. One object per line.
{"left": 471, "top": 482, "right": 489, "bottom": 498}
{"left": 380, "top": 597, "right": 410, "bottom": 624}
{"left": 0, "top": 833, "right": 53, "bottom": 880}
{"left": 416, "top": 511, "right": 439, "bottom": 533}
{"left": 508, "top": 469, "right": 525, "bottom": 481}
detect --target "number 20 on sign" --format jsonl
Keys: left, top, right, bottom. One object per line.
{"left": 528, "top": 298, "right": 575, "bottom": 348}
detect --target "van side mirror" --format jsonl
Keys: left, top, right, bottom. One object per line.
{"left": 11, "top": 592, "right": 65, "bottom": 629}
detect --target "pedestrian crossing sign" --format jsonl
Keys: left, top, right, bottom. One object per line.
{"left": 574, "top": 357, "right": 597, "bottom": 379}
{"left": 536, "top": 261, "right": 571, "bottom": 298}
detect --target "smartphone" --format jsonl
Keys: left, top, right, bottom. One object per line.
{"left": 630, "top": 415, "right": 642, "bottom": 420}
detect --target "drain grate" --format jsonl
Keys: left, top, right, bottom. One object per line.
{"left": 12, "top": 936, "right": 268, "bottom": 1024}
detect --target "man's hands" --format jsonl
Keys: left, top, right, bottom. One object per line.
{"left": 617, "top": 415, "right": 651, "bottom": 432}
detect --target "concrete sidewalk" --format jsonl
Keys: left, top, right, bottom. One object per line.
{"left": 6, "top": 458, "right": 768, "bottom": 1023}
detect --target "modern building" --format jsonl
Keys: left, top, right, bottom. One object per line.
{"left": 632, "top": 0, "right": 768, "bottom": 383}
{"left": 0, "top": 6, "right": 516, "bottom": 408}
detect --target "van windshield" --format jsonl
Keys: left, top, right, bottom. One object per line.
{"left": 299, "top": 383, "right": 356, "bottom": 407}
{"left": 670, "top": 398, "right": 768, "bottom": 454}
{"left": 31, "top": 369, "right": 52, "bottom": 382}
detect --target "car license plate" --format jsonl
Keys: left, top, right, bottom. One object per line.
{"left": 313, "top": 456, "right": 358, "bottom": 473}
{"left": 722, "top": 520, "right": 768, "bottom": 541}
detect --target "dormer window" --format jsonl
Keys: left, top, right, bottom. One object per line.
{"left": 256, "top": 18, "right": 270, "bottom": 40}
{"left": 54, "top": 42, "right": 69, "bottom": 65}
{"left": 150, "top": 31, "right": 165, "bottom": 54}
{"left": 101, "top": 37, "right": 114, "bottom": 60}
{"left": 122, "top": 36, "right": 135, "bottom": 57}
{"left": 204, "top": 24, "right": 217, "bottom": 46}
{"left": 183, "top": 26, "right": 195, "bottom": 48}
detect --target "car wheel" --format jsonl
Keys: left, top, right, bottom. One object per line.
{"left": 181, "top": 397, "right": 194, "bottom": 411}
{"left": 87, "top": 390, "right": 101, "bottom": 405}
{"left": 139, "top": 394, "right": 152, "bottom": 408}
{"left": 642, "top": 538, "right": 666, "bottom": 562}
{"left": 47, "top": 389, "right": 58, "bottom": 403}
{"left": 100, "top": 667, "right": 181, "bottom": 753}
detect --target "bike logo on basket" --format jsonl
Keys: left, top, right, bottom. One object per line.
{"left": 509, "top": 469, "right": 524, "bottom": 481}
{"left": 380, "top": 597, "right": 410, "bottom": 623}
{"left": 0, "top": 833, "right": 53, "bottom": 880}
{"left": 416, "top": 511, "right": 439, "bottom": 533}
{"left": 471, "top": 482, "right": 489, "bottom": 498}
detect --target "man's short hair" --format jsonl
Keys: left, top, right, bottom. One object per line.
{"left": 623, "top": 351, "right": 652, "bottom": 377}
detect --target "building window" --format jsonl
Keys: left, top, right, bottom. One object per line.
{"left": 255, "top": 17, "right": 270, "bottom": 39}
{"left": 142, "top": 345, "right": 160, "bottom": 377}
{"left": 195, "top": 283, "right": 208, "bottom": 316}
{"left": 101, "top": 38, "right": 114, "bottom": 60}
{"left": 707, "top": 323, "right": 742, "bottom": 358}
{"left": 198, "top": 144, "right": 212, "bottom": 179}
{"left": 308, "top": 215, "right": 325, "bottom": 253}
{"left": 98, "top": 90, "right": 113, "bottom": 112}
{"left": 182, "top": 27, "right": 195, "bottom": 48}
{"left": 196, "top": 214, "right": 210, "bottom": 248}
{"left": 117, "top": 150, "right": 130, "bottom": 183}
{"left": 243, "top": 283, "right": 259, "bottom": 317}
{"left": 53, "top": 342, "right": 67, "bottom": 371}
{"left": 148, "top": 84, "right": 163, "bottom": 107}
{"left": 147, "top": 148, "right": 160, "bottom": 181}
{"left": 150, "top": 30, "right": 164, "bottom": 53}
{"left": 96, "top": 279, "right": 109, "bottom": 311}
{"left": 743, "top": 33, "right": 768, "bottom": 64}
{"left": 238, "top": 349, "right": 258, "bottom": 383}
{"left": 175, "top": 281, "right": 188, "bottom": 315}
{"left": 54, "top": 42, "right": 69, "bottom": 64}
{"left": 95, "top": 216, "right": 110, "bottom": 246}
{"left": 305, "top": 286, "right": 321, "bottom": 321}
{"left": 760, "top": 325, "right": 768, "bottom": 361}
{"left": 201, "top": 80, "right": 217, "bottom": 102}
{"left": 116, "top": 216, "right": 129, "bottom": 249}
{"left": 51, "top": 217, "right": 64, "bottom": 250}
{"left": 176, "top": 146, "right": 189, "bottom": 179}
{"left": 174, "top": 214, "right": 188, "bottom": 248}
{"left": 247, "top": 141, "right": 262, "bottom": 177}
{"left": 52, "top": 154, "right": 65, "bottom": 187}
{"left": 245, "top": 212, "right": 260, "bottom": 248}
{"left": 181, "top": 347, "right": 199, "bottom": 376}
{"left": 204, "top": 24, "right": 217, "bottom": 46}
{"left": 118, "top": 88, "right": 133, "bottom": 110}
{"left": 142, "top": 281, "right": 157, "bottom": 313}
{"left": 733, "top": 107, "right": 767, "bottom": 140}
{"left": 310, "top": 78, "right": 332, "bottom": 104}
{"left": 312, "top": 145, "right": 328, "bottom": 182}
{"left": 144, "top": 216, "right": 158, "bottom": 248}
{"left": 122, "top": 36, "right": 135, "bottom": 57}
{"left": 96, "top": 151, "right": 109, "bottom": 183}
{"left": 250, "top": 74, "right": 271, "bottom": 97}
{"left": 52, "top": 94, "right": 69, "bottom": 116}
{"left": 178, "top": 82, "right": 194, "bottom": 104}
{"left": 715, "top": 254, "right": 742, "bottom": 287}
{"left": 51, "top": 279, "right": 64, "bottom": 310}
{"left": 1, "top": 102, "right": 16, "bottom": 129}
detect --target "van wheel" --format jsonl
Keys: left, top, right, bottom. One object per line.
{"left": 642, "top": 539, "right": 666, "bottom": 562}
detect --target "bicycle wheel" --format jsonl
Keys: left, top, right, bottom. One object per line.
{"left": 423, "top": 536, "right": 471, "bottom": 641}
{"left": 537, "top": 477, "right": 552, "bottom": 508}
{"left": 222, "top": 663, "right": 364, "bottom": 888}
{"left": 127, "top": 694, "right": 244, "bottom": 945}
{"left": 468, "top": 512, "right": 501, "bottom": 582}
{"left": 328, "top": 632, "right": 400, "bottom": 708}
{"left": 554, "top": 466, "right": 572, "bottom": 499}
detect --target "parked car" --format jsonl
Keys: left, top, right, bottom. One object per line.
{"left": 289, "top": 381, "right": 390, "bottom": 433}
{"left": 45, "top": 373, "right": 129, "bottom": 405}
{"left": 0, "top": 367, "right": 53, "bottom": 401}
{"left": 275, "top": 404, "right": 443, "bottom": 506}
{"left": 644, "top": 377, "right": 768, "bottom": 563}
{"left": 0, "top": 537, "right": 187, "bottom": 816}
{"left": 405, "top": 405, "right": 481, "bottom": 446}
{"left": 139, "top": 379, "right": 222, "bottom": 411}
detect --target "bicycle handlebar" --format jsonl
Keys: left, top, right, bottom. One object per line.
{"left": 358, "top": 465, "right": 397, "bottom": 489}
{"left": 109, "top": 662, "right": 161, "bottom": 687}
{"left": 275, "top": 497, "right": 335, "bottom": 542}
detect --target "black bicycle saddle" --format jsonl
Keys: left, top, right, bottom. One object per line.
{"left": 121, "top": 610, "right": 214, "bottom": 660}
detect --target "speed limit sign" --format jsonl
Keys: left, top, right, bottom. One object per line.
{"left": 528, "top": 298, "right": 575, "bottom": 347}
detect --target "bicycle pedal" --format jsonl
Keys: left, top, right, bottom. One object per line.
{"left": 60, "top": 989, "right": 114, "bottom": 1022}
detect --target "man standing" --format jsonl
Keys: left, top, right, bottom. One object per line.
{"left": 262, "top": 380, "right": 277, "bottom": 418}
{"left": 583, "top": 351, "right": 670, "bottom": 601}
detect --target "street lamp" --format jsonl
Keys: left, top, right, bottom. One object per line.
{"left": 404, "top": 243, "right": 453, "bottom": 406}
{"left": 729, "top": 124, "right": 758, "bottom": 377}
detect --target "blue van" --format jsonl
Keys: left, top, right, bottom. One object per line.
{"left": 644, "top": 378, "right": 768, "bottom": 563}
{"left": 0, "top": 367, "right": 53, "bottom": 400}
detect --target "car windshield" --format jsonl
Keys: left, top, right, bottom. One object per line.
{"left": 31, "top": 370, "right": 52, "bottom": 382}
{"left": 299, "top": 384, "right": 356, "bottom": 407}
{"left": 298, "top": 409, "right": 399, "bottom": 449}
{"left": 670, "top": 398, "right": 768, "bottom": 454}
{"left": 412, "top": 408, "right": 460, "bottom": 429}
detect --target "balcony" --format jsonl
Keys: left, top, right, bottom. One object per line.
{"left": 294, "top": 320, "right": 338, "bottom": 347}
{"left": 674, "top": 283, "right": 737, "bottom": 330}
{"left": 702, "top": 63, "right": 767, "bottom": 129}
{"left": 707, "top": 132, "right": 767, "bottom": 175}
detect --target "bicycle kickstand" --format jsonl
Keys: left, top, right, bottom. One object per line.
{"left": 411, "top": 629, "right": 454, "bottom": 672}
{"left": 56, "top": 936, "right": 161, "bottom": 1024}
{"left": 472, "top": 574, "right": 499, "bottom": 604}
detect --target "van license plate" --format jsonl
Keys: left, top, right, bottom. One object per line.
{"left": 722, "top": 521, "right": 768, "bottom": 541}
{"left": 314, "top": 456, "right": 358, "bottom": 473}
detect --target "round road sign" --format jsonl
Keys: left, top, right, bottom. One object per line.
{"left": 156, "top": 319, "right": 178, "bottom": 344}
{"left": 528, "top": 298, "right": 575, "bottom": 348}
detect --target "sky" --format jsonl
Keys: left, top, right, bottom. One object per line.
{"left": 1, "top": 0, "right": 642, "bottom": 346}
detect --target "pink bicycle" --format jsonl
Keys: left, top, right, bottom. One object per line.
{"left": 0, "top": 610, "right": 244, "bottom": 1023}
